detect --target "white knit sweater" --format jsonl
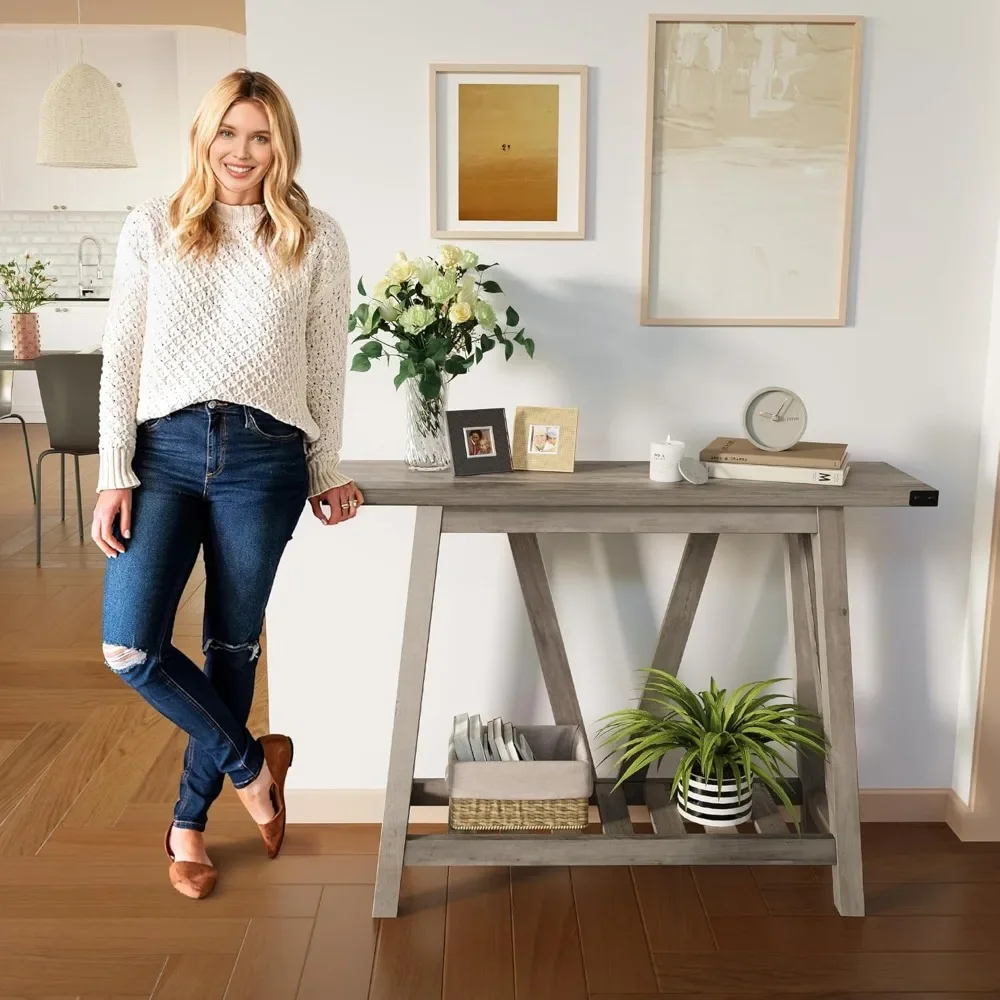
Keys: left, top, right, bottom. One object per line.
{"left": 97, "top": 195, "right": 352, "bottom": 496}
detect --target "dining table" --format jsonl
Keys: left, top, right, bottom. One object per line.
{"left": 0, "top": 350, "right": 78, "bottom": 371}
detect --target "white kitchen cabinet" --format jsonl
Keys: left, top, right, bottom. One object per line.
{"left": 0, "top": 27, "right": 182, "bottom": 211}
{"left": 4, "top": 303, "right": 108, "bottom": 421}
{"left": 0, "top": 25, "right": 241, "bottom": 212}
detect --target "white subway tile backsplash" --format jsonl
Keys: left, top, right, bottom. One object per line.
{"left": 0, "top": 209, "right": 128, "bottom": 298}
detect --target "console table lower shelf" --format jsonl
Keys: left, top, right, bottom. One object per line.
{"left": 400, "top": 776, "right": 836, "bottom": 867}
{"left": 335, "top": 460, "right": 939, "bottom": 920}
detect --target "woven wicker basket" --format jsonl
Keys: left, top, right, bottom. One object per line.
{"left": 447, "top": 724, "right": 592, "bottom": 831}
{"left": 37, "top": 62, "right": 137, "bottom": 169}
{"left": 449, "top": 795, "right": 589, "bottom": 831}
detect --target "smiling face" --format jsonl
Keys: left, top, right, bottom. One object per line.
{"left": 209, "top": 99, "right": 273, "bottom": 204}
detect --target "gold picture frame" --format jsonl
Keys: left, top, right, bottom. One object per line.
{"left": 430, "top": 64, "right": 589, "bottom": 240}
{"left": 640, "top": 15, "right": 863, "bottom": 327}
{"left": 511, "top": 406, "right": 578, "bottom": 473}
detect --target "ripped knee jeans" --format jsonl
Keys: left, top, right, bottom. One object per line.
{"left": 101, "top": 400, "right": 308, "bottom": 830}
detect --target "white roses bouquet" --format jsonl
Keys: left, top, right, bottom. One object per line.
{"left": 349, "top": 244, "right": 534, "bottom": 403}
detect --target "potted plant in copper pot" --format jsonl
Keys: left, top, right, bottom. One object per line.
{"left": 0, "top": 252, "right": 57, "bottom": 360}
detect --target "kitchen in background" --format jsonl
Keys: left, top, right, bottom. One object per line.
{"left": 0, "top": 208, "right": 129, "bottom": 303}
{"left": 0, "top": 21, "right": 245, "bottom": 420}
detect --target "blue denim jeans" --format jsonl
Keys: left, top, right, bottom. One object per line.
{"left": 101, "top": 400, "right": 308, "bottom": 831}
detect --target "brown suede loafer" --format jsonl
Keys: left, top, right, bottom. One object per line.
{"left": 164, "top": 825, "right": 217, "bottom": 900}
{"left": 257, "top": 734, "right": 294, "bottom": 859}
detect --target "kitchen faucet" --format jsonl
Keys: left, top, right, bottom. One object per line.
{"left": 78, "top": 235, "right": 103, "bottom": 296}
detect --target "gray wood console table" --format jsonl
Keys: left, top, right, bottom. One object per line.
{"left": 337, "top": 460, "right": 938, "bottom": 919}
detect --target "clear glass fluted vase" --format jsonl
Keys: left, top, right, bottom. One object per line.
{"left": 403, "top": 378, "right": 451, "bottom": 472}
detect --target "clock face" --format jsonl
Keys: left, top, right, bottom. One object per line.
{"left": 742, "top": 387, "right": 807, "bottom": 452}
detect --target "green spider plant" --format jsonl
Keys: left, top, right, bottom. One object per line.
{"left": 597, "top": 670, "right": 828, "bottom": 831}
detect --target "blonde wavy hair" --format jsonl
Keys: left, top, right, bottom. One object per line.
{"left": 168, "top": 68, "right": 314, "bottom": 269}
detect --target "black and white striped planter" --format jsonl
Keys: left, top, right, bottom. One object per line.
{"left": 675, "top": 772, "right": 753, "bottom": 827}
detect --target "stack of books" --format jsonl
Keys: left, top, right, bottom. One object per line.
{"left": 451, "top": 713, "right": 536, "bottom": 762}
{"left": 698, "top": 437, "right": 850, "bottom": 486}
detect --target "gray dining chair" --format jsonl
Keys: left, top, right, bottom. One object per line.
{"left": 1, "top": 369, "right": 35, "bottom": 502}
{"left": 34, "top": 353, "right": 102, "bottom": 567}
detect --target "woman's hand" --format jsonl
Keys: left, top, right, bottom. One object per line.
{"left": 91, "top": 488, "right": 133, "bottom": 558}
{"left": 309, "top": 482, "right": 365, "bottom": 525}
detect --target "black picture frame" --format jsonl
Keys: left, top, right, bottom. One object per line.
{"left": 446, "top": 407, "right": 513, "bottom": 476}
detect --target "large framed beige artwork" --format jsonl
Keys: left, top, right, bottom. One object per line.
{"left": 430, "top": 64, "right": 588, "bottom": 240}
{"left": 641, "top": 15, "right": 863, "bottom": 326}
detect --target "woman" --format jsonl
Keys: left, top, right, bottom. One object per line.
{"left": 91, "top": 68, "right": 362, "bottom": 900}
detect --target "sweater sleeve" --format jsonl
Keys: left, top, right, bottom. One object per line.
{"left": 96, "top": 209, "right": 150, "bottom": 492}
{"left": 303, "top": 217, "right": 353, "bottom": 497}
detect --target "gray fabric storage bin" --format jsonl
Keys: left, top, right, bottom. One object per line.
{"left": 446, "top": 725, "right": 594, "bottom": 830}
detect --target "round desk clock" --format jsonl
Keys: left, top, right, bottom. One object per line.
{"left": 742, "top": 386, "right": 807, "bottom": 452}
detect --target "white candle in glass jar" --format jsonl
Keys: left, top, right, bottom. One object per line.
{"left": 649, "top": 436, "right": 685, "bottom": 482}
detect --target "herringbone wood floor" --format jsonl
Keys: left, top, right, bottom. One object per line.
{"left": 2, "top": 421, "right": 1000, "bottom": 999}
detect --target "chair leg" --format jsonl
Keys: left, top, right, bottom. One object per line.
{"left": 0, "top": 414, "right": 34, "bottom": 504}
{"left": 12, "top": 415, "right": 35, "bottom": 504}
{"left": 74, "top": 455, "right": 84, "bottom": 544}
{"left": 60, "top": 454, "right": 66, "bottom": 522}
{"left": 35, "top": 449, "right": 55, "bottom": 568}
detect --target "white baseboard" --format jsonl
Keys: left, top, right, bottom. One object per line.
{"left": 858, "top": 787, "right": 950, "bottom": 823}
{"left": 284, "top": 790, "right": 442, "bottom": 825}
{"left": 946, "top": 788, "right": 1000, "bottom": 841}
{"left": 286, "top": 787, "right": 955, "bottom": 826}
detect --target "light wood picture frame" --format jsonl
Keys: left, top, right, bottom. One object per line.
{"left": 511, "top": 406, "right": 578, "bottom": 473}
{"left": 640, "top": 15, "right": 863, "bottom": 327}
{"left": 430, "top": 64, "right": 588, "bottom": 240}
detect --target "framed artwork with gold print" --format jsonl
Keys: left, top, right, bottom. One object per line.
{"left": 511, "top": 406, "right": 578, "bottom": 473}
{"left": 429, "top": 64, "right": 588, "bottom": 240}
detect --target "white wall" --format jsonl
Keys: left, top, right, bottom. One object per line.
{"left": 175, "top": 27, "right": 247, "bottom": 177}
{"left": 955, "top": 218, "right": 1000, "bottom": 801}
{"left": 249, "top": 0, "right": 1000, "bottom": 799}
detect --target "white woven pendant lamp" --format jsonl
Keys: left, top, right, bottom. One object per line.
{"left": 37, "top": 62, "right": 137, "bottom": 168}
{"left": 36, "top": 1, "right": 137, "bottom": 168}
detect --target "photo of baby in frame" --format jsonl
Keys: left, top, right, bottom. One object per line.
{"left": 464, "top": 426, "right": 496, "bottom": 458}
{"left": 513, "top": 406, "right": 578, "bottom": 472}
{"left": 528, "top": 424, "right": 560, "bottom": 455}
{"left": 446, "top": 408, "right": 512, "bottom": 476}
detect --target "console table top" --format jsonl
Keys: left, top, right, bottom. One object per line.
{"left": 337, "top": 460, "right": 937, "bottom": 509}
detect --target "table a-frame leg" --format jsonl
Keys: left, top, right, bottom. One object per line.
{"left": 372, "top": 506, "right": 443, "bottom": 918}
{"left": 620, "top": 533, "right": 719, "bottom": 785}
{"left": 814, "top": 508, "right": 865, "bottom": 916}
{"left": 648, "top": 534, "right": 719, "bottom": 689}
{"left": 508, "top": 533, "right": 587, "bottom": 732}
{"left": 785, "top": 533, "right": 826, "bottom": 835}
{"left": 507, "top": 533, "right": 636, "bottom": 832}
